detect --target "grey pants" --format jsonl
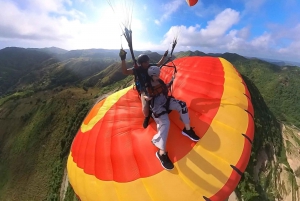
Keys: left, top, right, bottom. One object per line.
{"left": 141, "top": 93, "right": 150, "bottom": 117}
{"left": 151, "top": 96, "right": 190, "bottom": 151}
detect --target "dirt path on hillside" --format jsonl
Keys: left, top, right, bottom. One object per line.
{"left": 226, "top": 191, "right": 239, "bottom": 201}
{"left": 253, "top": 149, "right": 269, "bottom": 182}
{"left": 282, "top": 125, "right": 300, "bottom": 172}
{"left": 60, "top": 168, "right": 69, "bottom": 201}
{"left": 281, "top": 124, "right": 300, "bottom": 201}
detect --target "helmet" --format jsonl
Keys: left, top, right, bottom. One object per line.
{"left": 137, "top": 54, "right": 150, "bottom": 64}
{"left": 148, "top": 66, "right": 161, "bottom": 77}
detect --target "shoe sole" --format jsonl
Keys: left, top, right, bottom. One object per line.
{"left": 182, "top": 131, "right": 200, "bottom": 142}
{"left": 155, "top": 152, "right": 174, "bottom": 170}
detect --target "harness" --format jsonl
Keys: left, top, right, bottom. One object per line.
{"left": 132, "top": 67, "right": 151, "bottom": 96}
{"left": 149, "top": 79, "right": 173, "bottom": 118}
{"left": 133, "top": 64, "right": 177, "bottom": 119}
{"left": 152, "top": 96, "right": 173, "bottom": 118}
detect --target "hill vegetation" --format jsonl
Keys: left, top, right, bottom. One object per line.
{"left": 233, "top": 59, "right": 300, "bottom": 127}
{"left": 0, "top": 47, "right": 299, "bottom": 201}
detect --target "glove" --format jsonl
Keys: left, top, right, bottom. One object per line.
{"left": 119, "top": 49, "right": 127, "bottom": 60}
{"left": 163, "top": 50, "right": 168, "bottom": 57}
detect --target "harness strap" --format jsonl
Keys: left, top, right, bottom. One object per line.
{"left": 152, "top": 96, "right": 173, "bottom": 118}
{"left": 133, "top": 67, "right": 152, "bottom": 97}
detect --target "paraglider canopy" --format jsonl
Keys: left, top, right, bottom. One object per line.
{"left": 67, "top": 56, "right": 254, "bottom": 201}
{"left": 186, "top": 0, "right": 198, "bottom": 6}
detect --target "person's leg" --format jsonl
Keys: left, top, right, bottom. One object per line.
{"left": 141, "top": 95, "right": 151, "bottom": 128}
{"left": 141, "top": 95, "right": 149, "bottom": 117}
{"left": 168, "top": 98, "right": 200, "bottom": 141}
{"left": 168, "top": 97, "right": 190, "bottom": 126}
{"left": 152, "top": 113, "right": 174, "bottom": 170}
{"left": 151, "top": 114, "right": 170, "bottom": 152}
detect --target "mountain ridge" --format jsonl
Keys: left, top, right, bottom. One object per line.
{"left": 2, "top": 46, "right": 299, "bottom": 67}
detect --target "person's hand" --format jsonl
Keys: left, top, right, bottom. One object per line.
{"left": 163, "top": 50, "right": 168, "bottom": 57}
{"left": 119, "top": 49, "right": 127, "bottom": 60}
{"left": 144, "top": 95, "right": 152, "bottom": 101}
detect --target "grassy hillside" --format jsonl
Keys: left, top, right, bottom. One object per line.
{"left": 231, "top": 59, "right": 300, "bottom": 127}
{"left": 0, "top": 76, "right": 134, "bottom": 200}
{"left": 0, "top": 47, "right": 150, "bottom": 201}
{"left": 82, "top": 61, "right": 130, "bottom": 88}
{"left": 0, "top": 87, "right": 92, "bottom": 200}
{"left": 0, "top": 47, "right": 134, "bottom": 200}
{"left": 0, "top": 47, "right": 54, "bottom": 95}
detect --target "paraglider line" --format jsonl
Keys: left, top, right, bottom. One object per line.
{"left": 243, "top": 93, "right": 251, "bottom": 100}
{"left": 230, "top": 165, "right": 243, "bottom": 176}
{"left": 106, "top": 0, "right": 137, "bottom": 67}
{"left": 242, "top": 134, "right": 253, "bottom": 144}
{"left": 244, "top": 109, "right": 254, "bottom": 120}
{"left": 203, "top": 196, "right": 212, "bottom": 201}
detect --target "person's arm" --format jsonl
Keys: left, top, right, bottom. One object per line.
{"left": 119, "top": 49, "right": 133, "bottom": 75}
{"left": 121, "top": 60, "right": 133, "bottom": 75}
{"left": 143, "top": 94, "right": 152, "bottom": 101}
{"left": 157, "top": 50, "right": 168, "bottom": 66}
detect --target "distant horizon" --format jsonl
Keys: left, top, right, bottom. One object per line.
{"left": 2, "top": 45, "right": 300, "bottom": 66}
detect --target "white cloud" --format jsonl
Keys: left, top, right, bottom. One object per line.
{"left": 154, "top": 0, "right": 184, "bottom": 25}
{"left": 0, "top": 0, "right": 84, "bottom": 41}
{"left": 0, "top": 0, "right": 141, "bottom": 50}
{"left": 203, "top": 8, "right": 240, "bottom": 37}
{"left": 276, "top": 23, "right": 300, "bottom": 58}
{"left": 25, "top": 0, "right": 74, "bottom": 15}
{"left": 244, "top": 0, "right": 267, "bottom": 11}
{"left": 159, "top": 7, "right": 300, "bottom": 61}
{"left": 250, "top": 33, "right": 272, "bottom": 49}
{"left": 236, "top": 27, "right": 250, "bottom": 39}
{"left": 287, "top": 24, "right": 300, "bottom": 40}
{"left": 162, "top": 8, "right": 240, "bottom": 47}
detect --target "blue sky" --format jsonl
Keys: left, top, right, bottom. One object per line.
{"left": 0, "top": 0, "right": 300, "bottom": 62}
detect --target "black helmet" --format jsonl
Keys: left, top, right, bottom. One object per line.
{"left": 137, "top": 54, "right": 150, "bottom": 65}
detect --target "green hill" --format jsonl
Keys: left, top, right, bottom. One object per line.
{"left": 0, "top": 47, "right": 54, "bottom": 95}
{"left": 220, "top": 54, "right": 300, "bottom": 128}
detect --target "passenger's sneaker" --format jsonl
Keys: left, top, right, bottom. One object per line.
{"left": 182, "top": 127, "right": 200, "bottom": 141}
{"left": 143, "top": 115, "right": 151, "bottom": 128}
{"left": 156, "top": 151, "right": 174, "bottom": 170}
